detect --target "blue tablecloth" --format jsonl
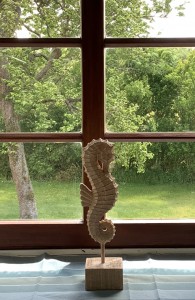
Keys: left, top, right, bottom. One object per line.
{"left": 0, "top": 253, "right": 195, "bottom": 299}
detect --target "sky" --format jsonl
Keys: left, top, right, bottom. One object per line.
{"left": 150, "top": 0, "right": 195, "bottom": 37}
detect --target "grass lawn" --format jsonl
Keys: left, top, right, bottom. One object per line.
{"left": 0, "top": 181, "right": 82, "bottom": 220}
{"left": 0, "top": 180, "right": 195, "bottom": 220}
{"left": 109, "top": 183, "right": 195, "bottom": 219}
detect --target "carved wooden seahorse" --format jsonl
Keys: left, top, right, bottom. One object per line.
{"left": 80, "top": 139, "right": 118, "bottom": 246}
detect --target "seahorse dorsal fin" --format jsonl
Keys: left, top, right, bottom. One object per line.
{"left": 80, "top": 183, "right": 93, "bottom": 207}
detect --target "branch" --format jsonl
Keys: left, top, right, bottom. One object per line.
{"left": 34, "top": 0, "right": 51, "bottom": 37}
{"left": 23, "top": 24, "right": 41, "bottom": 37}
{"left": 35, "top": 48, "right": 62, "bottom": 81}
{"left": 65, "top": 98, "right": 80, "bottom": 112}
{"left": 0, "top": 99, "right": 3, "bottom": 112}
{"left": 55, "top": 0, "right": 65, "bottom": 10}
{"left": 29, "top": 52, "right": 48, "bottom": 61}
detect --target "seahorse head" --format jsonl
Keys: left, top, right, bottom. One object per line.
{"left": 84, "top": 139, "right": 114, "bottom": 173}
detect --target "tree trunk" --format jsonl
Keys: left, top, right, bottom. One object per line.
{"left": 0, "top": 57, "right": 38, "bottom": 219}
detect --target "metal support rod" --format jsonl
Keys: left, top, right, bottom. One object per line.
{"left": 101, "top": 243, "right": 105, "bottom": 264}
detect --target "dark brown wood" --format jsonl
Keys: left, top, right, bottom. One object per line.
{"left": 81, "top": 0, "right": 105, "bottom": 222}
{"left": 82, "top": 0, "right": 105, "bottom": 145}
{"left": 0, "top": 221, "right": 195, "bottom": 249}
{"left": 0, "top": 38, "right": 82, "bottom": 47}
{"left": 0, "top": 221, "right": 92, "bottom": 250}
{"left": 0, "top": 132, "right": 82, "bottom": 142}
{"left": 1, "top": 0, "right": 195, "bottom": 250}
{"left": 104, "top": 132, "right": 195, "bottom": 142}
{"left": 105, "top": 38, "right": 195, "bottom": 48}
{"left": 110, "top": 222, "right": 195, "bottom": 248}
{"left": 1, "top": 132, "right": 194, "bottom": 143}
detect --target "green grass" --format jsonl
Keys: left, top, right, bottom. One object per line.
{"left": 0, "top": 180, "right": 82, "bottom": 220}
{"left": 109, "top": 183, "right": 195, "bottom": 219}
{"left": 0, "top": 180, "right": 195, "bottom": 220}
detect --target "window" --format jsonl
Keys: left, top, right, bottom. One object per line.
{"left": 0, "top": 0, "right": 195, "bottom": 249}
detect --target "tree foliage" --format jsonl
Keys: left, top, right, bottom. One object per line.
{"left": 0, "top": 0, "right": 194, "bottom": 190}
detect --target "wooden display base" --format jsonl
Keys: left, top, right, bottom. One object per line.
{"left": 85, "top": 257, "right": 123, "bottom": 290}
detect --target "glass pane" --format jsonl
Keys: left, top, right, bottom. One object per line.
{"left": 0, "top": 142, "right": 82, "bottom": 220}
{"left": 0, "top": 1, "right": 80, "bottom": 38}
{"left": 106, "top": 48, "right": 195, "bottom": 132}
{"left": 106, "top": 0, "right": 194, "bottom": 38}
{"left": 0, "top": 48, "right": 81, "bottom": 132}
{"left": 108, "top": 142, "right": 195, "bottom": 219}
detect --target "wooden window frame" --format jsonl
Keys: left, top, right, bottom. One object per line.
{"left": 0, "top": 0, "right": 195, "bottom": 250}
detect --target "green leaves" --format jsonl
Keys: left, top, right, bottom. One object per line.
{"left": 1, "top": 0, "right": 193, "bottom": 181}
{"left": 0, "top": 0, "right": 22, "bottom": 37}
{"left": 105, "top": 0, "right": 179, "bottom": 37}
{"left": 1, "top": 47, "right": 82, "bottom": 132}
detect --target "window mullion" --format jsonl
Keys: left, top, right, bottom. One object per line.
{"left": 0, "top": 38, "right": 81, "bottom": 47}
{"left": 81, "top": 0, "right": 105, "bottom": 222}
{"left": 82, "top": 0, "right": 105, "bottom": 145}
{"left": 104, "top": 37, "right": 195, "bottom": 47}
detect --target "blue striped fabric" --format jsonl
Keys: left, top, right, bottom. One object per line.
{"left": 0, "top": 254, "right": 195, "bottom": 300}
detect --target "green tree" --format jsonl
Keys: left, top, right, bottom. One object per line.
{"left": 0, "top": 1, "right": 38, "bottom": 218}
{"left": 0, "top": 0, "right": 81, "bottom": 218}
{"left": 106, "top": 44, "right": 195, "bottom": 182}
{"left": 172, "top": 49, "right": 195, "bottom": 131}
{"left": 0, "top": 0, "right": 188, "bottom": 219}
{"left": 106, "top": 0, "right": 186, "bottom": 176}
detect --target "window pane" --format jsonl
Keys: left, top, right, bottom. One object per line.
{"left": 0, "top": 1, "right": 80, "bottom": 38}
{"left": 0, "top": 142, "right": 82, "bottom": 220}
{"left": 0, "top": 48, "right": 81, "bottom": 132}
{"left": 106, "top": 0, "right": 194, "bottom": 38}
{"left": 106, "top": 48, "right": 195, "bottom": 132}
{"left": 108, "top": 142, "right": 195, "bottom": 219}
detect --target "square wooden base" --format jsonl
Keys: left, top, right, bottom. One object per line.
{"left": 85, "top": 257, "right": 123, "bottom": 290}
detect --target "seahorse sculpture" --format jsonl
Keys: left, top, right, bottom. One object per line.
{"left": 80, "top": 139, "right": 118, "bottom": 247}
